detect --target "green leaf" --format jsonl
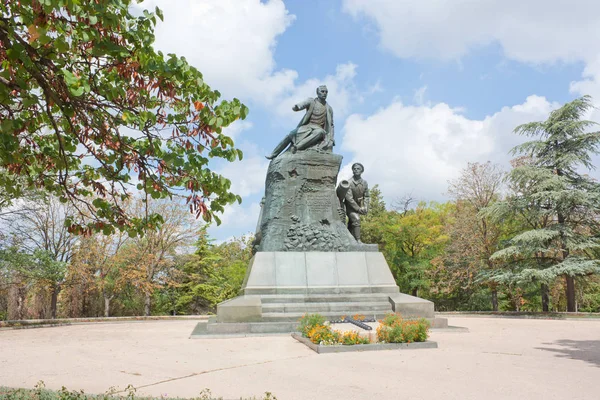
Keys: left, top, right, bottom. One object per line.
{"left": 155, "top": 6, "right": 164, "bottom": 21}
{"left": 69, "top": 86, "right": 85, "bottom": 97}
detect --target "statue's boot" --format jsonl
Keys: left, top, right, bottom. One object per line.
{"left": 266, "top": 135, "right": 292, "bottom": 160}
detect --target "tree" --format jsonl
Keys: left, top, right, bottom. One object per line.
{"left": 68, "top": 231, "right": 128, "bottom": 317}
{"left": 120, "top": 199, "right": 197, "bottom": 316}
{"left": 0, "top": 0, "right": 248, "bottom": 236}
{"left": 171, "top": 230, "right": 253, "bottom": 314}
{"left": 442, "top": 162, "right": 505, "bottom": 311}
{"left": 361, "top": 185, "right": 387, "bottom": 245}
{"left": 382, "top": 202, "right": 451, "bottom": 297}
{"left": 4, "top": 196, "right": 76, "bottom": 318}
{"left": 485, "top": 96, "right": 600, "bottom": 312}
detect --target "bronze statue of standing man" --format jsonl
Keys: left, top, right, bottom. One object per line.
{"left": 339, "top": 163, "right": 369, "bottom": 242}
{"left": 266, "top": 85, "right": 334, "bottom": 159}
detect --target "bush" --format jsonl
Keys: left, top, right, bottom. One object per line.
{"left": 297, "top": 313, "right": 326, "bottom": 337}
{"left": 376, "top": 313, "right": 430, "bottom": 343}
{"left": 338, "top": 331, "right": 370, "bottom": 345}
{"left": 306, "top": 324, "right": 340, "bottom": 345}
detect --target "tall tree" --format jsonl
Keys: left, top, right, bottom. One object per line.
{"left": 5, "top": 196, "right": 76, "bottom": 318}
{"left": 485, "top": 96, "right": 600, "bottom": 312}
{"left": 361, "top": 185, "right": 387, "bottom": 245}
{"left": 0, "top": 0, "right": 248, "bottom": 236}
{"left": 122, "top": 199, "right": 197, "bottom": 316}
{"left": 383, "top": 202, "right": 451, "bottom": 297}
{"left": 68, "top": 231, "right": 128, "bottom": 317}
{"left": 443, "top": 162, "right": 505, "bottom": 311}
{"left": 173, "top": 232, "right": 253, "bottom": 314}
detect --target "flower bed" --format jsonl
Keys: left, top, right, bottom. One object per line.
{"left": 297, "top": 313, "right": 431, "bottom": 346}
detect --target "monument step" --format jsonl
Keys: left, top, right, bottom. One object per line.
{"left": 261, "top": 311, "right": 391, "bottom": 322}
{"left": 204, "top": 321, "right": 299, "bottom": 335}
{"left": 262, "top": 301, "right": 392, "bottom": 313}
{"left": 259, "top": 294, "right": 391, "bottom": 304}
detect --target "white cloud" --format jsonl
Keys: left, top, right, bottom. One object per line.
{"left": 222, "top": 120, "right": 253, "bottom": 143}
{"left": 216, "top": 153, "right": 268, "bottom": 198}
{"left": 570, "top": 56, "right": 600, "bottom": 121}
{"left": 413, "top": 85, "right": 427, "bottom": 105}
{"left": 342, "top": 0, "right": 600, "bottom": 64}
{"left": 142, "top": 0, "right": 297, "bottom": 103}
{"left": 340, "top": 95, "right": 559, "bottom": 202}
{"left": 141, "top": 2, "right": 362, "bottom": 129}
{"left": 339, "top": 0, "right": 600, "bottom": 199}
{"left": 210, "top": 201, "right": 261, "bottom": 239}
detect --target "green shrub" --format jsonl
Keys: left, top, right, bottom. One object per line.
{"left": 306, "top": 324, "right": 340, "bottom": 345}
{"left": 376, "top": 313, "right": 430, "bottom": 343}
{"left": 380, "top": 313, "right": 402, "bottom": 327}
{"left": 338, "top": 331, "right": 370, "bottom": 345}
{"left": 0, "top": 382, "right": 276, "bottom": 400}
{"left": 297, "top": 313, "right": 326, "bottom": 337}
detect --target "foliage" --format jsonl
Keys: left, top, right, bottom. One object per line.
{"left": 381, "top": 202, "right": 452, "bottom": 297}
{"left": 338, "top": 330, "right": 370, "bottom": 345}
{"left": 376, "top": 313, "right": 430, "bottom": 343}
{"left": 167, "top": 232, "right": 253, "bottom": 314}
{"left": 431, "top": 162, "right": 505, "bottom": 311}
{"left": 0, "top": 0, "right": 248, "bottom": 236}
{"left": 484, "top": 96, "right": 600, "bottom": 312}
{"left": 306, "top": 324, "right": 340, "bottom": 345}
{"left": 303, "top": 322, "right": 370, "bottom": 345}
{"left": 578, "top": 275, "right": 600, "bottom": 312}
{"left": 65, "top": 231, "right": 129, "bottom": 317}
{"left": 299, "top": 314, "right": 371, "bottom": 345}
{"left": 361, "top": 185, "right": 387, "bottom": 245}
{"left": 0, "top": 382, "right": 277, "bottom": 399}
{"left": 297, "top": 313, "right": 326, "bottom": 337}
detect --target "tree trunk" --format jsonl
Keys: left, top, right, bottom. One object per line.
{"left": 9, "top": 285, "right": 27, "bottom": 320}
{"left": 103, "top": 294, "right": 112, "bottom": 318}
{"left": 541, "top": 283, "right": 550, "bottom": 312}
{"left": 566, "top": 275, "right": 576, "bottom": 312}
{"left": 50, "top": 285, "right": 60, "bottom": 319}
{"left": 144, "top": 292, "right": 151, "bottom": 316}
{"left": 491, "top": 288, "right": 498, "bottom": 312}
{"left": 556, "top": 197, "right": 575, "bottom": 312}
{"left": 411, "top": 288, "right": 418, "bottom": 297}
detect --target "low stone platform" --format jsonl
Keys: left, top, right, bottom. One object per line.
{"left": 190, "top": 315, "right": 448, "bottom": 338}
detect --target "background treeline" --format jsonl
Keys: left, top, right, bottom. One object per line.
{"left": 1, "top": 161, "right": 598, "bottom": 319}
{"left": 363, "top": 171, "right": 600, "bottom": 313}
{"left": 1, "top": 97, "right": 599, "bottom": 319}
{"left": 0, "top": 197, "right": 253, "bottom": 320}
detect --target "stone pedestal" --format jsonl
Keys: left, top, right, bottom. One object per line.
{"left": 254, "top": 151, "right": 376, "bottom": 252}
{"left": 195, "top": 251, "right": 447, "bottom": 335}
{"left": 241, "top": 251, "right": 399, "bottom": 295}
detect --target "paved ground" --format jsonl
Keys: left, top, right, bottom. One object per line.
{"left": 1, "top": 317, "right": 599, "bottom": 400}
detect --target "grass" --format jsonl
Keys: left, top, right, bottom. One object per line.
{"left": 0, "top": 383, "right": 276, "bottom": 400}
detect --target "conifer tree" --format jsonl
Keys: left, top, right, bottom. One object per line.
{"left": 485, "top": 96, "right": 600, "bottom": 312}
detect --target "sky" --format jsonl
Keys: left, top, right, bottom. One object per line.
{"left": 140, "top": 0, "right": 600, "bottom": 242}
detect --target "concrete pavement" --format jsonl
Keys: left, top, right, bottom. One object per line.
{"left": 1, "top": 317, "right": 599, "bottom": 399}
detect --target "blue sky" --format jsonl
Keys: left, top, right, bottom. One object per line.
{"left": 143, "top": 0, "right": 600, "bottom": 242}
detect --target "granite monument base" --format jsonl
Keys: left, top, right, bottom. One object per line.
{"left": 191, "top": 252, "right": 447, "bottom": 336}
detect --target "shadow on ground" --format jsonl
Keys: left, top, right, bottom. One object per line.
{"left": 536, "top": 340, "right": 600, "bottom": 368}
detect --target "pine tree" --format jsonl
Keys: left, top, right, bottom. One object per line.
{"left": 485, "top": 96, "right": 600, "bottom": 312}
